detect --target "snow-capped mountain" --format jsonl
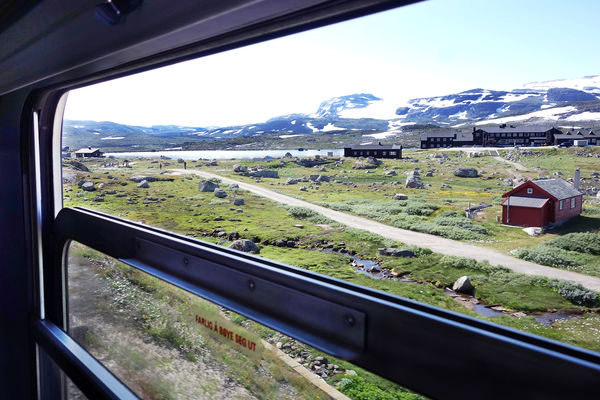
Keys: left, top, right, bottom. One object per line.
{"left": 395, "top": 77, "right": 600, "bottom": 125}
{"left": 63, "top": 76, "right": 600, "bottom": 149}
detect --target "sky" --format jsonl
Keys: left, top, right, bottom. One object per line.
{"left": 64, "top": 0, "right": 600, "bottom": 127}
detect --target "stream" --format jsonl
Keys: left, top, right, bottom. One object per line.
{"left": 347, "top": 254, "right": 581, "bottom": 326}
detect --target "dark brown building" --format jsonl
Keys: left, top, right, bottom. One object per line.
{"left": 473, "top": 125, "right": 561, "bottom": 146}
{"left": 344, "top": 143, "right": 402, "bottom": 158}
{"left": 420, "top": 131, "right": 473, "bottom": 148}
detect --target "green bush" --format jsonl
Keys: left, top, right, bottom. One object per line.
{"left": 285, "top": 206, "right": 333, "bottom": 224}
{"left": 411, "top": 223, "right": 486, "bottom": 241}
{"left": 433, "top": 216, "right": 488, "bottom": 235}
{"left": 337, "top": 376, "right": 423, "bottom": 400}
{"left": 513, "top": 246, "right": 579, "bottom": 268}
{"left": 546, "top": 233, "right": 600, "bottom": 255}
{"left": 548, "top": 280, "right": 599, "bottom": 307}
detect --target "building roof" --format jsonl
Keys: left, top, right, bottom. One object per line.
{"left": 420, "top": 131, "right": 456, "bottom": 140}
{"left": 502, "top": 196, "right": 548, "bottom": 208}
{"left": 533, "top": 178, "right": 582, "bottom": 200}
{"left": 75, "top": 147, "right": 101, "bottom": 154}
{"left": 345, "top": 143, "right": 402, "bottom": 151}
{"left": 476, "top": 125, "right": 558, "bottom": 134}
{"left": 454, "top": 132, "right": 474, "bottom": 142}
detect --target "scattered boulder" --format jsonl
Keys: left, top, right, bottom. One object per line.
{"left": 229, "top": 239, "right": 260, "bottom": 254}
{"left": 378, "top": 248, "right": 415, "bottom": 257}
{"left": 228, "top": 184, "right": 239, "bottom": 190}
{"left": 523, "top": 227, "right": 543, "bottom": 236}
{"left": 283, "top": 152, "right": 293, "bottom": 158}
{"left": 383, "top": 170, "right": 397, "bottom": 176}
{"left": 405, "top": 171, "right": 424, "bottom": 189}
{"left": 63, "top": 160, "right": 89, "bottom": 172}
{"left": 452, "top": 276, "right": 474, "bottom": 294}
{"left": 137, "top": 180, "right": 149, "bottom": 188}
{"left": 233, "top": 198, "right": 245, "bottom": 206}
{"left": 214, "top": 189, "right": 227, "bottom": 198}
{"left": 300, "top": 186, "right": 307, "bottom": 191}
{"left": 454, "top": 168, "right": 478, "bottom": 178}
{"left": 233, "top": 164, "right": 248, "bottom": 173}
{"left": 393, "top": 193, "right": 408, "bottom": 200}
{"left": 286, "top": 177, "right": 299, "bottom": 185}
{"left": 198, "top": 180, "right": 219, "bottom": 192}
{"left": 81, "top": 181, "right": 95, "bottom": 191}
{"left": 248, "top": 169, "right": 279, "bottom": 178}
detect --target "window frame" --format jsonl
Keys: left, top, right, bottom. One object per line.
{"left": 23, "top": 3, "right": 600, "bottom": 400}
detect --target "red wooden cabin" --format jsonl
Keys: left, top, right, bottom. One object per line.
{"left": 501, "top": 179, "right": 582, "bottom": 227}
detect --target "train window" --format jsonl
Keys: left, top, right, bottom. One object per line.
{"left": 65, "top": 241, "right": 420, "bottom": 399}
{"left": 42, "top": 1, "right": 600, "bottom": 398}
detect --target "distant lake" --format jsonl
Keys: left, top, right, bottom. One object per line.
{"left": 104, "top": 149, "right": 342, "bottom": 160}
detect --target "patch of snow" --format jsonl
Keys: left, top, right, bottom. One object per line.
{"left": 306, "top": 122, "right": 319, "bottom": 133}
{"left": 364, "top": 132, "right": 396, "bottom": 139}
{"left": 475, "top": 106, "right": 577, "bottom": 125}
{"left": 499, "top": 93, "right": 534, "bottom": 102}
{"left": 100, "top": 136, "right": 125, "bottom": 140}
{"left": 279, "top": 134, "right": 305, "bottom": 138}
{"left": 338, "top": 100, "right": 398, "bottom": 119}
{"left": 564, "top": 112, "right": 600, "bottom": 121}
{"left": 322, "top": 123, "right": 344, "bottom": 132}
{"left": 291, "top": 120, "right": 296, "bottom": 125}
{"left": 449, "top": 110, "right": 468, "bottom": 120}
{"left": 164, "top": 147, "right": 183, "bottom": 150}
{"left": 523, "top": 75, "right": 600, "bottom": 91}
{"left": 360, "top": 142, "right": 373, "bottom": 145}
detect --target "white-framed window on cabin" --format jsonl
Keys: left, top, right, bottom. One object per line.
{"left": 560, "top": 200, "right": 564, "bottom": 210}
{"left": 571, "top": 198, "right": 576, "bottom": 208}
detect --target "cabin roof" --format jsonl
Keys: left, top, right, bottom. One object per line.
{"left": 75, "top": 147, "right": 101, "bottom": 154}
{"left": 503, "top": 196, "right": 548, "bottom": 208}
{"left": 532, "top": 178, "right": 582, "bottom": 200}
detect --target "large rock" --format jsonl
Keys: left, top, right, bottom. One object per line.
{"left": 137, "top": 180, "right": 149, "bottom": 188}
{"left": 384, "top": 170, "right": 397, "bottom": 176}
{"left": 452, "top": 276, "right": 474, "bottom": 294}
{"left": 366, "top": 156, "right": 382, "bottom": 166}
{"left": 309, "top": 174, "right": 330, "bottom": 182}
{"left": 81, "top": 181, "right": 95, "bottom": 191}
{"left": 377, "top": 248, "right": 415, "bottom": 257}
{"left": 286, "top": 177, "right": 299, "bottom": 185}
{"left": 454, "top": 168, "right": 478, "bottom": 178}
{"left": 405, "top": 171, "right": 424, "bottom": 189}
{"left": 233, "top": 164, "right": 248, "bottom": 173}
{"left": 233, "top": 198, "right": 245, "bottom": 206}
{"left": 198, "top": 180, "right": 219, "bottom": 192}
{"left": 248, "top": 169, "right": 279, "bottom": 178}
{"left": 63, "top": 160, "right": 90, "bottom": 172}
{"left": 214, "top": 189, "right": 227, "bottom": 198}
{"left": 393, "top": 193, "right": 408, "bottom": 200}
{"left": 523, "top": 227, "right": 543, "bottom": 236}
{"left": 229, "top": 239, "right": 260, "bottom": 253}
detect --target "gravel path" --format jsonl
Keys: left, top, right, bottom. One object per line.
{"left": 173, "top": 169, "right": 600, "bottom": 292}
{"left": 493, "top": 156, "right": 528, "bottom": 171}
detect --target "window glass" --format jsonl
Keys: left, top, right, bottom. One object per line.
{"left": 66, "top": 241, "right": 421, "bottom": 399}
{"left": 59, "top": 0, "right": 600, "bottom": 385}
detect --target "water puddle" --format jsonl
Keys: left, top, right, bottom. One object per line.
{"left": 533, "top": 311, "right": 580, "bottom": 326}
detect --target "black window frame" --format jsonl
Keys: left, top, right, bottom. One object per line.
{"left": 19, "top": 2, "right": 600, "bottom": 400}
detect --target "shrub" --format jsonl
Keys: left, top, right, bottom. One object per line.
{"left": 433, "top": 216, "right": 488, "bottom": 235}
{"left": 440, "top": 255, "right": 509, "bottom": 274}
{"left": 546, "top": 233, "right": 600, "bottom": 255}
{"left": 285, "top": 206, "right": 333, "bottom": 224}
{"left": 337, "top": 376, "right": 422, "bottom": 400}
{"left": 548, "top": 280, "right": 599, "bottom": 307}
{"left": 411, "top": 223, "right": 486, "bottom": 241}
{"left": 513, "top": 246, "right": 579, "bottom": 268}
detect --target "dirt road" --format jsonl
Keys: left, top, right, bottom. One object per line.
{"left": 173, "top": 169, "right": 600, "bottom": 292}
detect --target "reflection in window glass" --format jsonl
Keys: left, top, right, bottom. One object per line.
{"left": 67, "top": 242, "right": 421, "bottom": 399}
